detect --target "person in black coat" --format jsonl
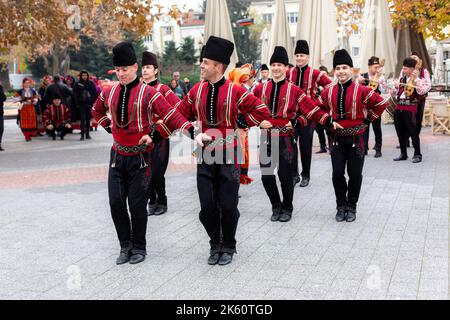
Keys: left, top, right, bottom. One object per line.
{"left": 43, "top": 75, "right": 72, "bottom": 110}
{"left": 73, "top": 70, "right": 98, "bottom": 140}
{"left": 0, "top": 82, "right": 6, "bottom": 151}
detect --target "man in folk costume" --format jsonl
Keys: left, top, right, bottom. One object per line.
{"left": 44, "top": 93, "right": 72, "bottom": 140}
{"left": 176, "top": 36, "right": 270, "bottom": 266}
{"left": 409, "top": 52, "right": 431, "bottom": 139}
{"left": 392, "top": 57, "right": 429, "bottom": 163}
{"left": 15, "top": 78, "right": 39, "bottom": 141}
{"left": 253, "top": 46, "right": 340, "bottom": 223}
{"left": 318, "top": 49, "right": 387, "bottom": 222}
{"left": 357, "top": 56, "right": 387, "bottom": 158}
{"left": 91, "top": 42, "right": 193, "bottom": 265}
{"left": 141, "top": 51, "right": 181, "bottom": 216}
{"left": 259, "top": 64, "right": 270, "bottom": 84}
{"left": 288, "top": 40, "right": 332, "bottom": 188}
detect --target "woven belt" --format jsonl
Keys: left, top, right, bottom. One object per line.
{"left": 334, "top": 124, "right": 368, "bottom": 136}
{"left": 205, "top": 133, "right": 236, "bottom": 148}
{"left": 114, "top": 141, "right": 149, "bottom": 154}
{"left": 269, "top": 126, "right": 293, "bottom": 134}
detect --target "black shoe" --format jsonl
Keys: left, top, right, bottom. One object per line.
{"left": 60, "top": 135, "right": 64, "bottom": 140}
{"left": 412, "top": 155, "right": 422, "bottom": 163}
{"left": 154, "top": 204, "right": 167, "bottom": 216}
{"left": 86, "top": 135, "right": 92, "bottom": 140}
{"left": 80, "top": 135, "right": 85, "bottom": 141}
{"left": 218, "top": 253, "right": 233, "bottom": 265}
{"left": 271, "top": 204, "right": 282, "bottom": 221}
{"left": 129, "top": 253, "right": 146, "bottom": 264}
{"left": 147, "top": 203, "right": 157, "bottom": 216}
{"left": 299, "top": 177, "right": 310, "bottom": 187}
{"left": 278, "top": 210, "right": 292, "bottom": 222}
{"left": 0, "top": 144, "right": 4, "bottom": 151}
{"left": 293, "top": 175, "right": 300, "bottom": 187}
{"left": 335, "top": 208, "right": 346, "bottom": 222}
{"left": 52, "top": 135, "right": 56, "bottom": 141}
{"left": 346, "top": 209, "right": 356, "bottom": 222}
{"left": 393, "top": 154, "right": 408, "bottom": 161}
{"left": 316, "top": 148, "right": 327, "bottom": 154}
{"left": 207, "top": 253, "right": 221, "bottom": 265}
{"left": 396, "top": 145, "right": 400, "bottom": 149}
{"left": 364, "top": 150, "right": 368, "bottom": 156}
{"left": 116, "top": 249, "right": 131, "bottom": 265}
{"left": 374, "top": 151, "right": 382, "bottom": 158}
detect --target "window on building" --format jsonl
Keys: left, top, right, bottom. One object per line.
{"left": 262, "top": 13, "right": 273, "bottom": 24}
{"left": 144, "top": 34, "right": 153, "bottom": 42}
{"left": 287, "top": 12, "right": 298, "bottom": 24}
{"left": 162, "top": 26, "right": 173, "bottom": 36}
{"left": 352, "top": 47, "right": 360, "bottom": 56}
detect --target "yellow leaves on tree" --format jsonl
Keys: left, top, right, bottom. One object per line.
{"left": 390, "top": 0, "right": 450, "bottom": 40}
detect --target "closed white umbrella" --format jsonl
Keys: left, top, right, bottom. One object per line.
{"left": 268, "top": 0, "right": 294, "bottom": 65}
{"left": 260, "top": 27, "right": 270, "bottom": 65}
{"left": 204, "top": 0, "right": 239, "bottom": 71}
{"left": 359, "top": 0, "right": 397, "bottom": 76}
{"left": 296, "top": 0, "right": 338, "bottom": 69}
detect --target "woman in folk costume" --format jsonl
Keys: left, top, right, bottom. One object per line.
{"left": 227, "top": 67, "right": 253, "bottom": 184}
{"left": 15, "top": 78, "right": 39, "bottom": 141}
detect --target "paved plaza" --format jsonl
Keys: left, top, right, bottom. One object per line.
{"left": 0, "top": 119, "right": 448, "bottom": 300}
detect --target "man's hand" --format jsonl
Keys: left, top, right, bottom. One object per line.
{"left": 412, "top": 70, "right": 420, "bottom": 79}
{"left": 65, "top": 123, "right": 72, "bottom": 129}
{"left": 46, "top": 124, "right": 54, "bottom": 130}
{"left": 284, "top": 121, "right": 293, "bottom": 129}
{"left": 332, "top": 122, "right": 343, "bottom": 130}
{"left": 259, "top": 120, "right": 273, "bottom": 129}
{"left": 139, "top": 134, "right": 153, "bottom": 146}
{"left": 357, "top": 76, "right": 365, "bottom": 84}
{"left": 156, "top": 119, "right": 164, "bottom": 125}
{"left": 194, "top": 133, "right": 212, "bottom": 147}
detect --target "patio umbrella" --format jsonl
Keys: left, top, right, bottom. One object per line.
{"left": 204, "top": 0, "right": 239, "bottom": 71}
{"left": 267, "top": 0, "right": 294, "bottom": 65}
{"left": 260, "top": 27, "right": 270, "bottom": 65}
{"left": 394, "top": 25, "right": 432, "bottom": 77}
{"left": 296, "top": 0, "right": 338, "bottom": 69}
{"left": 359, "top": 0, "right": 397, "bottom": 76}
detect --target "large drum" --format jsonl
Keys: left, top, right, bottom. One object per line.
{"left": 385, "top": 95, "right": 397, "bottom": 118}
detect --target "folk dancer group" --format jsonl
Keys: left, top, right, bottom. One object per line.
{"left": 92, "top": 35, "right": 434, "bottom": 266}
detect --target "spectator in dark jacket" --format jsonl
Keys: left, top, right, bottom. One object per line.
{"left": 0, "top": 82, "right": 6, "bottom": 151}
{"left": 43, "top": 75, "right": 72, "bottom": 109}
{"left": 73, "top": 70, "right": 98, "bottom": 140}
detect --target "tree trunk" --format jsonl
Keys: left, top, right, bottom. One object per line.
{"left": 0, "top": 63, "right": 11, "bottom": 91}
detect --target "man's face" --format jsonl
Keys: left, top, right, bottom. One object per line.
{"left": 334, "top": 65, "right": 353, "bottom": 83}
{"left": 200, "top": 59, "right": 221, "bottom": 81}
{"left": 142, "top": 65, "right": 157, "bottom": 81}
{"left": 295, "top": 54, "right": 309, "bottom": 67}
{"left": 260, "top": 70, "right": 270, "bottom": 79}
{"left": 270, "top": 63, "right": 286, "bottom": 80}
{"left": 402, "top": 66, "right": 414, "bottom": 77}
{"left": 173, "top": 72, "right": 180, "bottom": 81}
{"left": 81, "top": 73, "right": 88, "bottom": 81}
{"left": 115, "top": 64, "right": 138, "bottom": 85}
{"left": 368, "top": 64, "right": 381, "bottom": 75}
{"left": 53, "top": 99, "right": 61, "bottom": 106}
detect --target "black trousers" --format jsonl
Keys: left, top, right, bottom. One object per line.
{"left": 46, "top": 124, "right": 69, "bottom": 139}
{"left": 79, "top": 105, "right": 91, "bottom": 136}
{"left": 0, "top": 114, "right": 4, "bottom": 144}
{"left": 197, "top": 161, "right": 240, "bottom": 254}
{"left": 330, "top": 134, "right": 366, "bottom": 210}
{"left": 363, "top": 117, "right": 382, "bottom": 152}
{"left": 148, "top": 139, "right": 170, "bottom": 205}
{"left": 315, "top": 123, "right": 328, "bottom": 149}
{"left": 394, "top": 109, "right": 421, "bottom": 156}
{"left": 294, "top": 124, "right": 313, "bottom": 178}
{"left": 260, "top": 133, "right": 296, "bottom": 212}
{"left": 108, "top": 148, "right": 151, "bottom": 255}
